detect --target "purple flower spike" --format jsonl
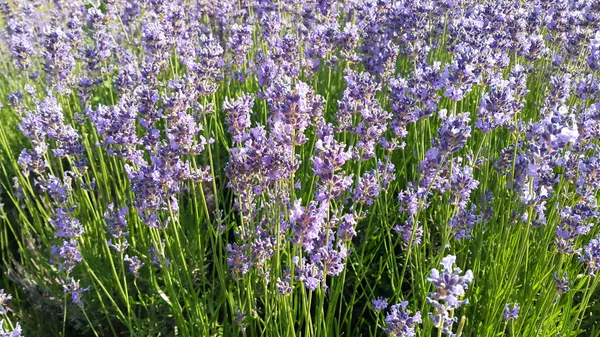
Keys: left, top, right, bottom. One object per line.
{"left": 383, "top": 301, "right": 422, "bottom": 337}
{"left": 372, "top": 297, "right": 388, "bottom": 311}
{"left": 223, "top": 93, "right": 254, "bottom": 143}
{"left": 394, "top": 219, "right": 423, "bottom": 248}
{"left": 504, "top": 303, "right": 520, "bottom": 321}
{"left": 554, "top": 272, "right": 571, "bottom": 295}
{"left": 0, "top": 289, "right": 12, "bottom": 315}
{"left": 51, "top": 239, "right": 82, "bottom": 273}
{"left": 124, "top": 255, "right": 145, "bottom": 277}
{"left": 427, "top": 255, "right": 473, "bottom": 335}
{"left": 436, "top": 111, "right": 472, "bottom": 155}
{"left": 580, "top": 234, "right": 600, "bottom": 277}
{"left": 61, "top": 277, "right": 90, "bottom": 306}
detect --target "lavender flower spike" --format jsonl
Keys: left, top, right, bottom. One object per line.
{"left": 223, "top": 93, "right": 254, "bottom": 143}
{"left": 427, "top": 255, "right": 474, "bottom": 308}
{"left": 61, "top": 277, "right": 90, "bottom": 306}
{"left": 426, "top": 255, "right": 474, "bottom": 335}
{"left": 372, "top": 297, "right": 388, "bottom": 311}
{"left": 0, "top": 289, "right": 12, "bottom": 315}
{"left": 504, "top": 303, "right": 520, "bottom": 321}
{"left": 579, "top": 234, "right": 600, "bottom": 276}
{"left": 383, "top": 301, "right": 422, "bottom": 337}
{"left": 124, "top": 255, "right": 145, "bottom": 277}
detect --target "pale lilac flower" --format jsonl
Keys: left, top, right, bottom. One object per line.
{"left": 437, "top": 111, "right": 472, "bottom": 155}
{"left": 383, "top": 301, "right": 422, "bottom": 337}
{"left": 0, "top": 320, "right": 21, "bottom": 337}
{"left": 0, "top": 290, "right": 12, "bottom": 315}
{"left": 372, "top": 297, "right": 388, "bottom": 311}
{"left": 427, "top": 255, "right": 473, "bottom": 335}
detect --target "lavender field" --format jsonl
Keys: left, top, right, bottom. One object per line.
{"left": 1, "top": 0, "right": 600, "bottom": 336}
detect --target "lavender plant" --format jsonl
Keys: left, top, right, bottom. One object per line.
{"left": 0, "top": 0, "right": 599, "bottom": 336}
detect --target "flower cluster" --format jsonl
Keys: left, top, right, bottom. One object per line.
{"left": 383, "top": 301, "right": 422, "bottom": 337}
{"left": 426, "top": 255, "right": 474, "bottom": 336}
{"left": 3, "top": 0, "right": 600, "bottom": 336}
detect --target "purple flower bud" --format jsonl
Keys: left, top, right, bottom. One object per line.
{"left": 449, "top": 205, "right": 482, "bottom": 240}
{"left": 226, "top": 243, "right": 251, "bottom": 279}
{"left": 443, "top": 44, "right": 483, "bottom": 101}
{"left": 293, "top": 258, "right": 323, "bottom": 291}
{"left": 588, "top": 31, "right": 600, "bottom": 71}
{"left": 338, "top": 214, "right": 357, "bottom": 242}
{"left": 50, "top": 207, "right": 83, "bottom": 238}
{"left": 150, "top": 240, "right": 170, "bottom": 267}
{"left": 449, "top": 162, "right": 479, "bottom": 209}
{"left": 290, "top": 200, "right": 327, "bottom": 250}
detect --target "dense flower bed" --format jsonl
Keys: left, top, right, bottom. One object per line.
{"left": 0, "top": 0, "right": 600, "bottom": 336}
